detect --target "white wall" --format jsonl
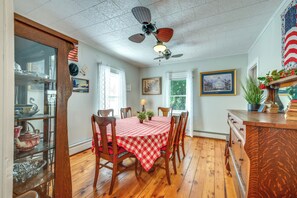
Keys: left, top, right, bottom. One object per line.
{"left": 140, "top": 54, "right": 247, "bottom": 136}
{"left": 248, "top": 0, "right": 291, "bottom": 106}
{"left": 248, "top": 0, "right": 291, "bottom": 75}
{"left": 68, "top": 42, "right": 140, "bottom": 154}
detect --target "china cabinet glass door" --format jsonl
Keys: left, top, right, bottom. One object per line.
{"left": 14, "top": 35, "right": 57, "bottom": 197}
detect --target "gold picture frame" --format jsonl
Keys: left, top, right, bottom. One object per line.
{"left": 200, "top": 69, "right": 236, "bottom": 96}
{"left": 142, "top": 77, "right": 162, "bottom": 95}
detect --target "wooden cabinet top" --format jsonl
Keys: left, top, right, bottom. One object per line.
{"left": 228, "top": 110, "right": 297, "bottom": 130}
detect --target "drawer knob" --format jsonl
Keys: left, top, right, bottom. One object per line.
{"left": 237, "top": 139, "right": 242, "bottom": 143}
{"left": 239, "top": 158, "right": 244, "bottom": 161}
{"left": 240, "top": 128, "right": 244, "bottom": 131}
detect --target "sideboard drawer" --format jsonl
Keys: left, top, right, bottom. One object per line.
{"left": 239, "top": 150, "right": 249, "bottom": 188}
{"left": 231, "top": 129, "right": 242, "bottom": 165}
{"left": 228, "top": 113, "right": 246, "bottom": 140}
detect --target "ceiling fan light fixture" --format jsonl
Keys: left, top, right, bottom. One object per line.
{"left": 153, "top": 42, "right": 167, "bottom": 53}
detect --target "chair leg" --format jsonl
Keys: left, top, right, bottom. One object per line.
{"left": 172, "top": 153, "right": 177, "bottom": 175}
{"left": 165, "top": 158, "right": 171, "bottom": 185}
{"left": 135, "top": 158, "right": 142, "bottom": 177}
{"left": 109, "top": 161, "right": 118, "bottom": 195}
{"left": 93, "top": 156, "right": 100, "bottom": 187}
{"left": 181, "top": 140, "right": 186, "bottom": 158}
{"left": 177, "top": 145, "right": 181, "bottom": 163}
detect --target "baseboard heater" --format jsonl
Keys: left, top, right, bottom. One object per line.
{"left": 69, "top": 139, "right": 92, "bottom": 156}
{"left": 193, "top": 130, "right": 227, "bottom": 140}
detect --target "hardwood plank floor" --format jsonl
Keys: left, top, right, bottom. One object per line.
{"left": 70, "top": 137, "right": 236, "bottom": 198}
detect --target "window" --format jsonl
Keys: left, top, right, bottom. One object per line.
{"left": 165, "top": 71, "right": 193, "bottom": 136}
{"left": 170, "top": 79, "right": 187, "bottom": 111}
{"left": 108, "top": 70, "right": 120, "bottom": 116}
{"left": 99, "top": 65, "right": 126, "bottom": 117}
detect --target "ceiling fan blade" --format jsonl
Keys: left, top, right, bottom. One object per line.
{"left": 154, "top": 56, "right": 164, "bottom": 60}
{"left": 128, "top": 33, "right": 145, "bottom": 43}
{"left": 132, "top": 6, "right": 151, "bottom": 24}
{"left": 156, "top": 28, "right": 174, "bottom": 42}
{"left": 171, "top": 54, "right": 183, "bottom": 58}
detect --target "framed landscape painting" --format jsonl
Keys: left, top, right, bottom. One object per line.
{"left": 142, "top": 77, "right": 162, "bottom": 95}
{"left": 200, "top": 69, "right": 236, "bottom": 96}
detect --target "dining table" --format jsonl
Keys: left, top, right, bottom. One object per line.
{"left": 93, "top": 116, "right": 171, "bottom": 171}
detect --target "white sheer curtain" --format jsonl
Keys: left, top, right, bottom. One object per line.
{"left": 99, "top": 65, "right": 110, "bottom": 109}
{"left": 186, "top": 71, "right": 193, "bottom": 137}
{"left": 164, "top": 72, "right": 171, "bottom": 107}
{"left": 98, "top": 64, "right": 126, "bottom": 116}
{"left": 118, "top": 69, "right": 127, "bottom": 108}
{"left": 164, "top": 71, "right": 194, "bottom": 137}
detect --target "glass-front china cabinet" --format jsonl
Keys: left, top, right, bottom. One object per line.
{"left": 13, "top": 14, "right": 77, "bottom": 197}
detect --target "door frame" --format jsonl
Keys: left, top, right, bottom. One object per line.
{"left": 0, "top": 0, "right": 14, "bottom": 197}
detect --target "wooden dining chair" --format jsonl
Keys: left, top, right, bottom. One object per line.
{"left": 120, "top": 107, "right": 132, "bottom": 119}
{"left": 135, "top": 116, "right": 178, "bottom": 185}
{"left": 175, "top": 111, "right": 189, "bottom": 162}
{"left": 97, "top": 109, "right": 114, "bottom": 117}
{"left": 158, "top": 107, "right": 172, "bottom": 117}
{"left": 91, "top": 115, "right": 133, "bottom": 195}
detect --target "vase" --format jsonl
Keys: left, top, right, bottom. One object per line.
{"left": 148, "top": 117, "right": 152, "bottom": 121}
{"left": 139, "top": 119, "right": 143, "bottom": 123}
{"left": 248, "top": 104, "right": 260, "bottom": 111}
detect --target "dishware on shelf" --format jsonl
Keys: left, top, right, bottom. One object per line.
{"left": 13, "top": 159, "right": 47, "bottom": 183}
{"left": 15, "top": 104, "right": 39, "bottom": 117}
{"left": 14, "top": 126, "right": 23, "bottom": 139}
{"left": 15, "top": 122, "right": 40, "bottom": 152}
{"left": 14, "top": 62, "right": 22, "bottom": 73}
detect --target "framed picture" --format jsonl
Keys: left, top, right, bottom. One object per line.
{"left": 200, "top": 69, "right": 236, "bottom": 96}
{"left": 72, "top": 77, "right": 89, "bottom": 93}
{"left": 142, "top": 77, "right": 162, "bottom": 95}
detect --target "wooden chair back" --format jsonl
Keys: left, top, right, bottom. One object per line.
{"left": 179, "top": 111, "right": 189, "bottom": 143}
{"left": 158, "top": 107, "right": 172, "bottom": 117}
{"left": 174, "top": 112, "right": 188, "bottom": 145}
{"left": 165, "top": 116, "right": 178, "bottom": 154}
{"left": 120, "top": 107, "right": 132, "bottom": 119}
{"left": 97, "top": 109, "right": 114, "bottom": 117}
{"left": 91, "top": 115, "right": 118, "bottom": 157}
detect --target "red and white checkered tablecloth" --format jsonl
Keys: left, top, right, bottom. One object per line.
{"left": 93, "top": 116, "right": 171, "bottom": 171}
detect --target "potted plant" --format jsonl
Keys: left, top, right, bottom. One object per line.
{"left": 146, "top": 111, "right": 154, "bottom": 120}
{"left": 241, "top": 77, "right": 264, "bottom": 111}
{"left": 137, "top": 112, "right": 146, "bottom": 123}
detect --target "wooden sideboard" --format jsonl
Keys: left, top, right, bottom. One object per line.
{"left": 225, "top": 110, "right": 297, "bottom": 197}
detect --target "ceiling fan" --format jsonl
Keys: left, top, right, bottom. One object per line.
{"left": 128, "top": 6, "right": 174, "bottom": 44}
{"left": 154, "top": 49, "right": 183, "bottom": 60}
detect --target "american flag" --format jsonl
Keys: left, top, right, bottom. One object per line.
{"left": 68, "top": 45, "right": 78, "bottom": 62}
{"left": 282, "top": 1, "right": 297, "bottom": 69}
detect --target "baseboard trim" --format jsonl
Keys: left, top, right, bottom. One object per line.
{"left": 193, "top": 131, "right": 227, "bottom": 140}
{"left": 69, "top": 139, "right": 92, "bottom": 156}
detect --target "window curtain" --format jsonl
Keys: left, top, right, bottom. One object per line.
{"left": 98, "top": 65, "right": 127, "bottom": 112}
{"left": 99, "top": 65, "right": 110, "bottom": 110}
{"left": 164, "top": 72, "right": 171, "bottom": 107}
{"left": 165, "top": 71, "right": 194, "bottom": 137}
{"left": 118, "top": 69, "right": 127, "bottom": 108}
{"left": 186, "top": 71, "right": 193, "bottom": 137}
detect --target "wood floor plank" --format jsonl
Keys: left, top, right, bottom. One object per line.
{"left": 177, "top": 138, "right": 204, "bottom": 198}
{"left": 214, "top": 140, "right": 225, "bottom": 198}
{"left": 188, "top": 138, "right": 207, "bottom": 198}
{"left": 163, "top": 137, "right": 195, "bottom": 197}
{"left": 70, "top": 137, "right": 235, "bottom": 198}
